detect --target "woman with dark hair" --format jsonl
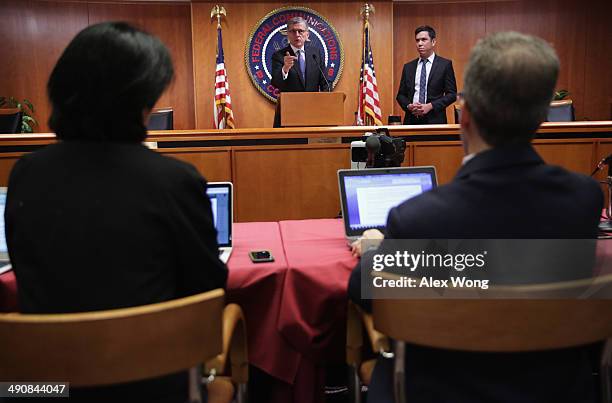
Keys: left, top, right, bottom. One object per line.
{"left": 47, "top": 21, "right": 174, "bottom": 143}
{"left": 5, "top": 22, "right": 227, "bottom": 402}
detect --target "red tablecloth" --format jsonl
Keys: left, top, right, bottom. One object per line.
{"left": 276, "top": 219, "right": 357, "bottom": 403}
{"left": 225, "top": 221, "right": 300, "bottom": 383}
{"left": 279, "top": 219, "right": 357, "bottom": 358}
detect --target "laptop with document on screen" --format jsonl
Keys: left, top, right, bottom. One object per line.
{"left": 206, "top": 182, "right": 233, "bottom": 264}
{"left": 0, "top": 187, "right": 11, "bottom": 275}
{"left": 338, "top": 167, "right": 437, "bottom": 241}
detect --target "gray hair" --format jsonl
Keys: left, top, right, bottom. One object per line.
{"left": 287, "top": 17, "right": 308, "bottom": 31}
{"left": 463, "top": 31, "right": 559, "bottom": 146}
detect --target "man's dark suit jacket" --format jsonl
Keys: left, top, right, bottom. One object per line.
{"left": 271, "top": 44, "right": 330, "bottom": 127}
{"left": 5, "top": 140, "right": 228, "bottom": 403}
{"left": 348, "top": 145, "right": 603, "bottom": 403}
{"left": 396, "top": 55, "right": 457, "bottom": 125}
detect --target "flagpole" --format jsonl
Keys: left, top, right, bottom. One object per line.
{"left": 211, "top": 5, "right": 227, "bottom": 128}
{"left": 357, "top": 12, "right": 366, "bottom": 125}
{"left": 360, "top": 4, "right": 375, "bottom": 126}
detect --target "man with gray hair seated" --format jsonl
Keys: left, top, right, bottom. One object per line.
{"left": 271, "top": 16, "right": 330, "bottom": 127}
{"left": 348, "top": 31, "right": 603, "bottom": 402}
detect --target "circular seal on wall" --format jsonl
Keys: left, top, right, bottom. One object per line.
{"left": 245, "top": 6, "right": 344, "bottom": 103}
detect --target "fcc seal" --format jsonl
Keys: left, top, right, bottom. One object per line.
{"left": 245, "top": 6, "right": 344, "bottom": 102}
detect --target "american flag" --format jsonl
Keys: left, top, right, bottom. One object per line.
{"left": 214, "top": 26, "right": 235, "bottom": 129}
{"left": 357, "top": 20, "right": 383, "bottom": 126}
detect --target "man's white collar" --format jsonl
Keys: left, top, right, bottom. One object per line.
{"left": 290, "top": 44, "right": 305, "bottom": 53}
{"left": 422, "top": 52, "right": 436, "bottom": 63}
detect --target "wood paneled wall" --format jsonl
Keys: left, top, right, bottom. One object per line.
{"left": 1, "top": 0, "right": 610, "bottom": 132}
{"left": 0, "top": 0, "right": 195, "bottom": 131}
{"left": 191, "top": 1, "right": 393, "bottom": 129}
{"left": 0, "top": 121, "right": 609, "bottom": 220}
{"left": 584, "top": 0, "right": 612, "bottom": 123}
{"left": 0, "top": 1, "right": 88, "bottom": 133}
{"left": 392, "top": 0, "right": 612, "bottom": 122}
{"left": 87, "top": 2, "right": 196, "bottom": 129}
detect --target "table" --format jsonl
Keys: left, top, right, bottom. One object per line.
{"left": 225, "top": 222, "right": 296, "bottom": 384}
{"left": 279, "top": 219, "right": 357, "bottom": 358}
{"left": 228, "top": 219, "right": 358, "bottom": 403}
{"left": 276, "top": 219, "right": 358, "bottom": 403}
{"left": 1, "top": 220, "right": 610, "bottom": 403}
{"left": 0, "top": 220, "right": 357, "bottom": 403}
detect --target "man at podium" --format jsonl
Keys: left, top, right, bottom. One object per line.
{"left": 271, "top": 16, "right": 331, "bottom": 127}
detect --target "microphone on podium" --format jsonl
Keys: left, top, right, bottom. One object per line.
{"left": 312, "top": 54, "right": 332, "bottom": 92}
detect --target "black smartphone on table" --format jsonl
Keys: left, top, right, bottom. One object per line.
{"left": 249, "top": 250, "right": 274, "bottom": 263}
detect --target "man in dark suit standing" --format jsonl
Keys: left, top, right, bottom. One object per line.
{"left": 396, "top": 25, "right": 457, "bottom": 124}
{"left": 271, "top": 16, "right": 330, "bottom": 127}
{"left": 349, "top": 32, "right": 603, "bottom": 402}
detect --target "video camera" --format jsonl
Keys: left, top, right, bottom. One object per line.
{"left": 350, "top": 128, "right": 406, "bottom": 169}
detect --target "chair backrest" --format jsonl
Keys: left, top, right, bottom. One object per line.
{"left": 547, "top": 99, "right": 575, "bottom": 122}
{"left": 0, "top": 108, "right": 22, "bottom": 134}
{"left": 372, "top": 274, "right": 612, "bottom": 352}
{"left": 147, "top": 107, "right": 174, "bottom": 130}
{"left": 0, "top": 289, "right": 225, "bottom": 386}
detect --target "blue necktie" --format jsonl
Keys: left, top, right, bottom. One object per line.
{"left": 297, "top": 50, "right": 306, "bottom": 83}
{"left": 419, "top": 58, "right": 428, "bottom": 104}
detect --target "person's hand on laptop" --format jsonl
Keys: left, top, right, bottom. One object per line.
{"left": 351, "top": 229, "right": 384, "bottom": 258}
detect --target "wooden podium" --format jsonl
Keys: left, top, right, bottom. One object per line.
{"left": 279, "top": 92, "right": 345, "bottom": 127}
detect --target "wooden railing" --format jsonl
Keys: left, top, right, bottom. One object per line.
{"left": 1, "top": 121, "right": 610, "bottom": 221}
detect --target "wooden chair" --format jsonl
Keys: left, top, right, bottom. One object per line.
{"left": 371, "top": 273, "right": 612, "bottom": 403}
{"left": 147, "top": 107, "right": 174, "bottom": 131}
{"left": 346, "top": 300, "right": 390, "bottom": 403}
{"left": 0, "top": 289, "right": 248, "bottom": 403}
{"left": 0, "top": 107, "right": 22, "bottom": 134}
{"left": 207, "top": 303, "right": 249, "bottom": 403}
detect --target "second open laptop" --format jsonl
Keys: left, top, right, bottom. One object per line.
{"left": 206, "top": 182, "right": 233, "bottom": 264}
{"left": 338, "top": 167, "right": 437, "bottom": 242}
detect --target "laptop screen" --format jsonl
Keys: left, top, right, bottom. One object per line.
{"left": 206, "top": 183, "right": 232, "bottom": 247}
{"left": 338, "top": 167, "right": 437, "bottom": 237}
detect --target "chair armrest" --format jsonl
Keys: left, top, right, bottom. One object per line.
{"left": 362, "top": 310, "right": 390, "bottom": 355}
{"left": 346, "top": 301, "right": 364, "bottom": 366}
{"left": 205, "top": 304, "right": 249, "bottom": 384}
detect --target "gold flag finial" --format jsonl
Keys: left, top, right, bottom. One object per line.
{"left": 360, "top": 3, "right": 375, "bottom": 22}
{"left": 210, "top": 5, "right": 227, "bottom": 28}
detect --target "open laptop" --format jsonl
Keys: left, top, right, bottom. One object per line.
{"left": 0, "top": 187, "right": 12, "bottom": 275}
{"left": 338, "top": 167, "right": 437, "bottom": 241}
{"left": 207, "top": 182, "right": 233, "bottom": 264}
